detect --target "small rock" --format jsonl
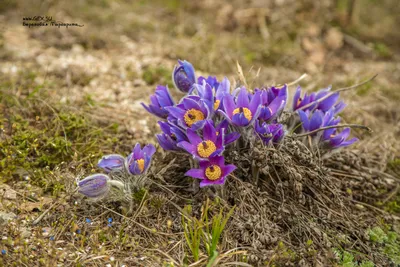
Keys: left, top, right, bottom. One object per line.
{"left": 0, "top": 212, "right": 17, "bottom": 225}
{"left": 0, "top": 184, "right": 17, "bottom": 200}
{"left": 324, "top": 28, "right": 344, "bottom": 50}
{"left": 20, "top": 227, "right": 32, "bottom": 238}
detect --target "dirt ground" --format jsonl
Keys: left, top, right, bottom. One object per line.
{"left": 1, "top": 0, "right": 400, "bottom": 266}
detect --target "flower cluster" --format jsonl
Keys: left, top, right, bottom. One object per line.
{"left": 77, "top": 143, "right": 155, "bottom": 199}
{"left": 141, "top": 60, "right": 359, "bottom": 187}
{"left": 293, "top": 87, "right": 358, "bottom": 149}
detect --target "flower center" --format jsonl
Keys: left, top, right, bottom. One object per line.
{"left": 170, "top": 133, "right": 177, "bottom": 141}
{"left": 184, "top": 109, "right": 205, "bottom": 127}
{"left": 263, "top": 133, "right": 273, "bottom": 138}
{"left": 136, "top": 158, "right": 145, "bottom": 173}
{"left": 232, "top": 107, "right": 252, "bottom": 121}
{"left": 205, "top": 165, "right": 222, "bottom": 181}
{"left": 296, "top": 97, "right": 302, "bottom": 108}
{"left": 214, "top": 100, "right": 220, "bottom": 110}
{"left": 196, "top": 140, "right": 217, "bottom": 158}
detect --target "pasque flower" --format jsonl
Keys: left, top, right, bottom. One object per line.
{"left": 198, "top": 75, "right": 220, "bottom": 90}
{"left": 178, "top": 120, "right": 224, "bottom": 160}
{"left": 156, "top": 121, "right": 188, "bottom": 151}
{"left": 141, "top": 85, "right": 175, "bottom": 119}
{"left": 195, "top": 77, "right": 230, "bottom": 112}
{"left": 255, "top": 122, "right": 285, "bottom": 145}
{"left": 173, "top": 60, "right": 196, "bottom": 93}
{"left": 77, "top": 174, "right": 125, "bottom": 199}
{"left": 126, "top": 143, "right": 156, "bottom": 175}
{"left": 292, "top": 86, "right": 344, "bottom": 114}
{"left": 215, "top": 119, "right": 240, "bottom": 145}
{"left": 98, "top": 154, "right": 125, "bottom": 173}
{"left": 165, "top": 96, "right": 211, "bottom": 130}
{"left": 219, "top": 87, "right": 262, "bottom": 127}
{"left": 321, "top": 128, "right": 358, "bottom": 149}
{"left": 184, "top": 156, "right": 236, "bottom": 187}
{"left": 298, "top": 109, "right": 358, "bottom": 148}
{"left": 77, "top": 174, "right": 110, "bottom": 198}
{"left": 297, "top": 109, "right": 325, "bottom": 132}
{"left": 257, "top": 85, "right": 287, "bottom": 122}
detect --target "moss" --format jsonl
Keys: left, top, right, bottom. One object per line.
{"left": 368, "top": 226, "right": 400, "bottom": 265}
{"left": 0, "top": 81, "right": 124, "bottom": 195}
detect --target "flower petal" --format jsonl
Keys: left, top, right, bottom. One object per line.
{"left": 185, "top": 168, "right": 205, "bottom": 179}
{"left": 236, "top": 87, "right": 250, "bottom": 108}
{"left": 177, "top": 141, "right": 196, "bottom": 154}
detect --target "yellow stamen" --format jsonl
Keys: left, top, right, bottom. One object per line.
{"left": 205, "top": 165, "right": 222, "bottom": 181}
{"left": 214, "top": 100, "right": 220, "bottom": 110}
{"left": 136, "top": 158, "right": 145, "bottom": 173}
{"left": 197, "top": 140, "right": 217, "bottom": 158}
{"left": 184, "top": 109, "right": 205, "bottom": 127}
{"left": 232, "top": 107, "right": 252, "bottom": 121}
{"left": 216, "top": 131, "right": 219, "bottom": 136}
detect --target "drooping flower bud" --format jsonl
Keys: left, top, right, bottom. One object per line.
{"left": 97, "top": 154, "right": 125, "bottom": 173}
{"left": 77, "top": 174, "right": 110, "bottom": 198}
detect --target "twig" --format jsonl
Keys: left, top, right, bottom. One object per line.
{"left": 32, "top": 201, "right": 60, "bottom": 225}
{"left": 382, "top": 184, "right": 399, "bottom": 205}
{"left": 298, "top": 74, "right": 378, "bottom": 111}
{"left": 32, "top": 188, "right": 78, "bottom": 225}
{"left": 287, "top": 73, "right": 308, "bottom": 87}
{"left": 293, "top": 124, "right": 372, "bottom": 138}
{"left": 350, "top": 199, "right": 400, "bottom": 220}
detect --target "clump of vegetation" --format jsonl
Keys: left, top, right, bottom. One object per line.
{"left": 368, "top": 226, "right": 400, "bottom": 265}
{"left": 332, "top": 248, "right": 375, "bottom": 267}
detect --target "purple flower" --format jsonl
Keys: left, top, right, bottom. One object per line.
{"left": 292, "top": 86, "right": 317, "bottom": 111}
{"left": 97, "top": 154, "right": 125, "bottom": 173}
{"left": 185, "top": 156, "right": 236, "bottom": 187}
{"left": 298, "top": 109, "right": 325, "bottom": 132}
{"left": 165, "top": 96, "right": 211, "bottom": 130}
{"left": 126, "top": 143, "right": 156, "bottom": 175}
{"left": 255, "top": 122, "right": 285, "bottom": 145}
{"left": 215, "top": 120, "right": 240, "bottom": 145}
{"left": 293, "top": 86, "right": 342, "bottom": 114}
{"left": 322, "top": 128, "right": 358, "bottom": 149}
{"left": 298, "top": 109, "right": 358, "bottom": 149}
{"left": 219, "top": 87, "right": 262, "bottom": 127}
{"left": 173, "top": 60, "right": 196, "bottom": 93}
{"left": 141, "top": 85, "right": 175, "bottom": 119}
{"left": 195, "top": 77, "right": 230, "bottom": 112}
{"left": 198, "top": 76, "right": 220, "bottom": 90}
{"left": 156, "top": 121, "right": 188, "bottom": 151}
{"left": 257, "top": 85, "right": 287, "bottom": 122}
{"left": 77, "top": 174, "right": 110, "bottom": 198}
{"left": 178, "top": 120, "right": 224, "bottom": 161}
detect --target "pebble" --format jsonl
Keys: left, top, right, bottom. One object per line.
{"left": 0, "top": 212, "right": 17, "bottom": 225}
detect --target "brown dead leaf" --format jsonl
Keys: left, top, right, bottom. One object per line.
{"left": 19, "top": 197, "right": 53, "bottom": 212}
